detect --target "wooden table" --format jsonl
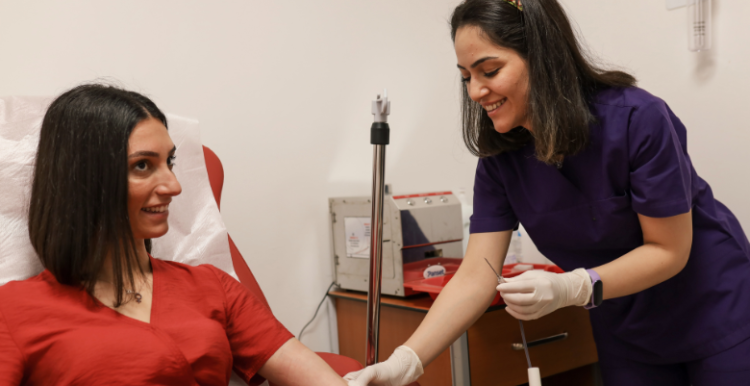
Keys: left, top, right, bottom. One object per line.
{"left": 330, "top": 290, "right": 600, "bottom": 386}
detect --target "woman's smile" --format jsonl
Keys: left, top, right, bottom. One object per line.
{"left": 141, "top": 204, "right": 169, "bottom": 214}
{"left": 141, "top": 203, "right": 171, "bottom": 222}
{"left": 483, "top": 98, "right": 507, "bottom": 116}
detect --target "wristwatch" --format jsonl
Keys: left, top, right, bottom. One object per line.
{"left": 584, "top": 269, "right": 603, "bottom": 309}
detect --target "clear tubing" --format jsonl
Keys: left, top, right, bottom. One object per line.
{"left": 688, "top": 0, "right": 712, "bottom": 52}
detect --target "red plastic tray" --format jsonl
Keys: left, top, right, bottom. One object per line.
{"left": 402, "top": 258, "right": 463, "bottom": 296}
{"left": 403, "top": 263, "right": 563, "bottom": 306}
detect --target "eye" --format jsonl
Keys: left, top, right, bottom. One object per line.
{"left": 134, "top": 161, "right": 148, "bottom": 172}
{"left": 167, "top": 155, "right": 177, "bottom": 169}
{"left": 460, "top": 76, "right": 471, "bottom": 83}
{"left": 484, "top": 68, "right": 500, "bottom": 78}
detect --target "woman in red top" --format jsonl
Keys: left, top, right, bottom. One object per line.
{"left": 0, "top": 84, "right": 347, "bottom": 386}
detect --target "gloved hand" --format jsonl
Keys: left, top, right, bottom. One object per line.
{"left": 497, "top": 268, "right": 592, "bottom": 320}
{"left": 344, "top": 345, "right": 423, "bottom": 386}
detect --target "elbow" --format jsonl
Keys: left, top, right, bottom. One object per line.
{"left": 675, "top": 229, "right": 693, "bottom": 274}
{"left": 646, "top": 241, "right": 691, "bottom": 280}
{"left": 668, "top": 241, "right": 692, "bottom": 278}
{"left": 662, "top": 228, "right": 693, "bottom": 278}
{"left": 674, "top": 247, "right": 691, "bottom": 274}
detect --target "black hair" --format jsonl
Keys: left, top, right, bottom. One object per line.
{"left": 28, "top": 83, "right": 167, "bottom": 307}
{"left": 450, "top": 0, "right": 636, "bottom": 164}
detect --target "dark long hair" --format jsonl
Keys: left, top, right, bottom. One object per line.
{"left": 28, "top": 84, "right": 167, "bottom": 307}
{"left": 450, "top": 0, "right": 636, "bottom": 164}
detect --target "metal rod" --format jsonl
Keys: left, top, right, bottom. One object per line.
{"left": 365, "top": 144, "right": 387, "bottom": 366}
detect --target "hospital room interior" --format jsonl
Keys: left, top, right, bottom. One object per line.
{"left": 1, "top": 1, "right": 749, "bottom": 385}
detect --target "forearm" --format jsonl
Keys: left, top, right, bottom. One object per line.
{"left": 405, "top": 268, "right": 496, "bottom": 365}
{"left": 595, "top": 212, "right": 693, "bottom": 300}
{"left": 405, "top": 231, "right": 511, "bottom": 366}
{"left": 259, "top": 338, "right": 347, "bottom": 386}
{"left": 596, "top": 243, "right": 688, "bottom": 299}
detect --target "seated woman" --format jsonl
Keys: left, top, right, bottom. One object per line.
{"left": 0, "top": 84, "right": 347, "bottom": 386}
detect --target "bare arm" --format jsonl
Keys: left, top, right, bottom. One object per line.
{"left": 404, "top": 230, "right": 512, "bottom": 366}
{"left": 595, "top": 211, "right": 693, "bottom": 300}
{"left": 258, "top": 338, "right": 347, "bottom": 386}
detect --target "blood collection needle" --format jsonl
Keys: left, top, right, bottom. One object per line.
{"left": 484, "top": 258, "right": 541, "bottom": 385}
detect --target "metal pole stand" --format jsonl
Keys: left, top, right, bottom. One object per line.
{"left": 365, "top": 90, "right": 391, "bottom": 366}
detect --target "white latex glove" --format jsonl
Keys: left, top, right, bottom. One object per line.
{"left": 497, "top": 268, "right": 592, "bottom": 320}
{"left": 344, "top": 345, "right": 423, "bottom": 386}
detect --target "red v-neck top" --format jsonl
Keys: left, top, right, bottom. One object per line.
{"left": 0, "top": 256, "right": 293, "bottom": 385}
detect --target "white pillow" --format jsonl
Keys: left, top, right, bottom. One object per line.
{"left": 0, "top": 95, "right": 235, "bottom": 283}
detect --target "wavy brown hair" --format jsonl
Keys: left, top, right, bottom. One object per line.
{"left": 451, "top": 0, "right": 636, "bottom": 164}
{"left": 28, "top": 84, "right": 166, "bottom": 307}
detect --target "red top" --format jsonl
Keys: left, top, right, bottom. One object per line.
{"left": 0, "top": 256, "right": 293, "bottom": 385}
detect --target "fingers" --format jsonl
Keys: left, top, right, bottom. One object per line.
{"left": 502, "top": 293, "right": 545, "bottom": 319}
{"left": 343, "top": 369, "right": 364, "bottom": 381}
{"left": 345, "top": 367, "right": 376, "bottom": 386}
{"left": 506, "top": 307, "right": 541, "bottom": 322}
{"left": 497, "top": 280, "right": 537, "bottom": 294}
{"left": 500, "top": 270, "right": 567, "bottom": 321}
{"left": 505, "top": 305, "right": 531, "bottom": 320}
{"left": 500, "top": 291, "right": 538, "bottom": 306}
{"left": 502, "top": 270, "right": 547, "bottom": 282}
{"left": 506, "top": 302, "right": 545, "bottom": 316}
{"left": 498, "top": 270, "right": 550, "bottom": 293}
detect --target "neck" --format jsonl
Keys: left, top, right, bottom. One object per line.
{"left": 97, "top": 239, "right": 152, "bottom": 285}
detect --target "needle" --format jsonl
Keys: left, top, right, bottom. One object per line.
{"left": 484, "top": 258, "right": 533, "bottom": 369}
{"left": 484, "top": 258, "right": 505, "bottom": 284}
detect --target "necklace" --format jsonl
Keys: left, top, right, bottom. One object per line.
{"left": 126, "top": 290, "right": 143, "bottom": 303}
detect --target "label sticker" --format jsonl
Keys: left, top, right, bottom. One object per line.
{"left": 423, "top": 265, "right": 447, "bottom": 279}
{"left": 344, "top": 217, "right": 371, "bottom": 258}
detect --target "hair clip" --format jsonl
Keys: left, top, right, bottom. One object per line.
{"left": 503, "top": 0, "right": 523, "bottom": 11}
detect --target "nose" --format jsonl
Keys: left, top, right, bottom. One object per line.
{"left": 156, "top": 168, "right": 182, "bottom": 197}
{"left": 466, "top": 78, "right": 490, "bottom": 103}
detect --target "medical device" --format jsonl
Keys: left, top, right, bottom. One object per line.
{"left": 365, "top": 90, "right": 391, "bottom": 365}
{"left": 329, "top": 190, "right": 464, "bottom": 297}
{"left": 485, "top": 258, "right": 542, "bottom": 386}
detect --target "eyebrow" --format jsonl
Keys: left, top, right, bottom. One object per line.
{"left": 457, "top": 56, "right": 499, "bottom": 70}
{"left": 128, "top": 146, "right": 176, "bottom": 159}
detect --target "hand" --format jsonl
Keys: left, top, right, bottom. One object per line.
{"left": 344, "top": 346, "right": 423, "bottom": 386}
{"left": 497, "top": 268, "right": 592, "bottom": 320}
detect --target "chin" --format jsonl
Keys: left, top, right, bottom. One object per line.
{"left": 493, "top": 124, "right": 514, "bottom": 134}
{"left": 136, "top": 227, "right": 170, "bottom": 240}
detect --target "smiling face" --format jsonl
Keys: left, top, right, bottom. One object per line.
{"left": 126, "top": 117, "right": 182, "bottom": 241}
{"left": 455, "top": 25, "right": 531, "bottom": 133}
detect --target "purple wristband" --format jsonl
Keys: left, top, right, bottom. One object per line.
{"left": 584, "top": 269, "right": 602, "bottom": 309}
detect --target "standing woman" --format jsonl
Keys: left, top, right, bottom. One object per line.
{"left": 346, "top": 0, "right": 750, "bottom": 385}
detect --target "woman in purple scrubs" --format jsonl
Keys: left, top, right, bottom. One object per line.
{"left": 345, "top": 1, "right": 750, "bottom": 385}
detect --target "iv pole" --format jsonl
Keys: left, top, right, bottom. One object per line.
{"left": 365, "top": 90, "right": 391, "bottom": 366}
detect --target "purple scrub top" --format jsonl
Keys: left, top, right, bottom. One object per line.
{"left": 470, "top": 87, "right": 750, "bottom": 364}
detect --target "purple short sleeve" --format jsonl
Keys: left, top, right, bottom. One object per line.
{"left": 470, "top": 158, "right": 519, "bottom": 233}
{"left": 628, "top": 99, "right": 693, "bottom": 218}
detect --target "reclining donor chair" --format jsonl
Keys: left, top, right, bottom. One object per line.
{"left": 202, "top": 145, "right": 367, "bottom": 385}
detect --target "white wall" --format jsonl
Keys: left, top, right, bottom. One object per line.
{"left": 1, "top": 0, "right": 748, "bottom": 353}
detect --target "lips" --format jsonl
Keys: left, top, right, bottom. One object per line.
{"left": 483, "top": 98, "right": 507, "bottom": 112}
{"left": 142, "top": 204, "right": 169, "bottom": 213}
